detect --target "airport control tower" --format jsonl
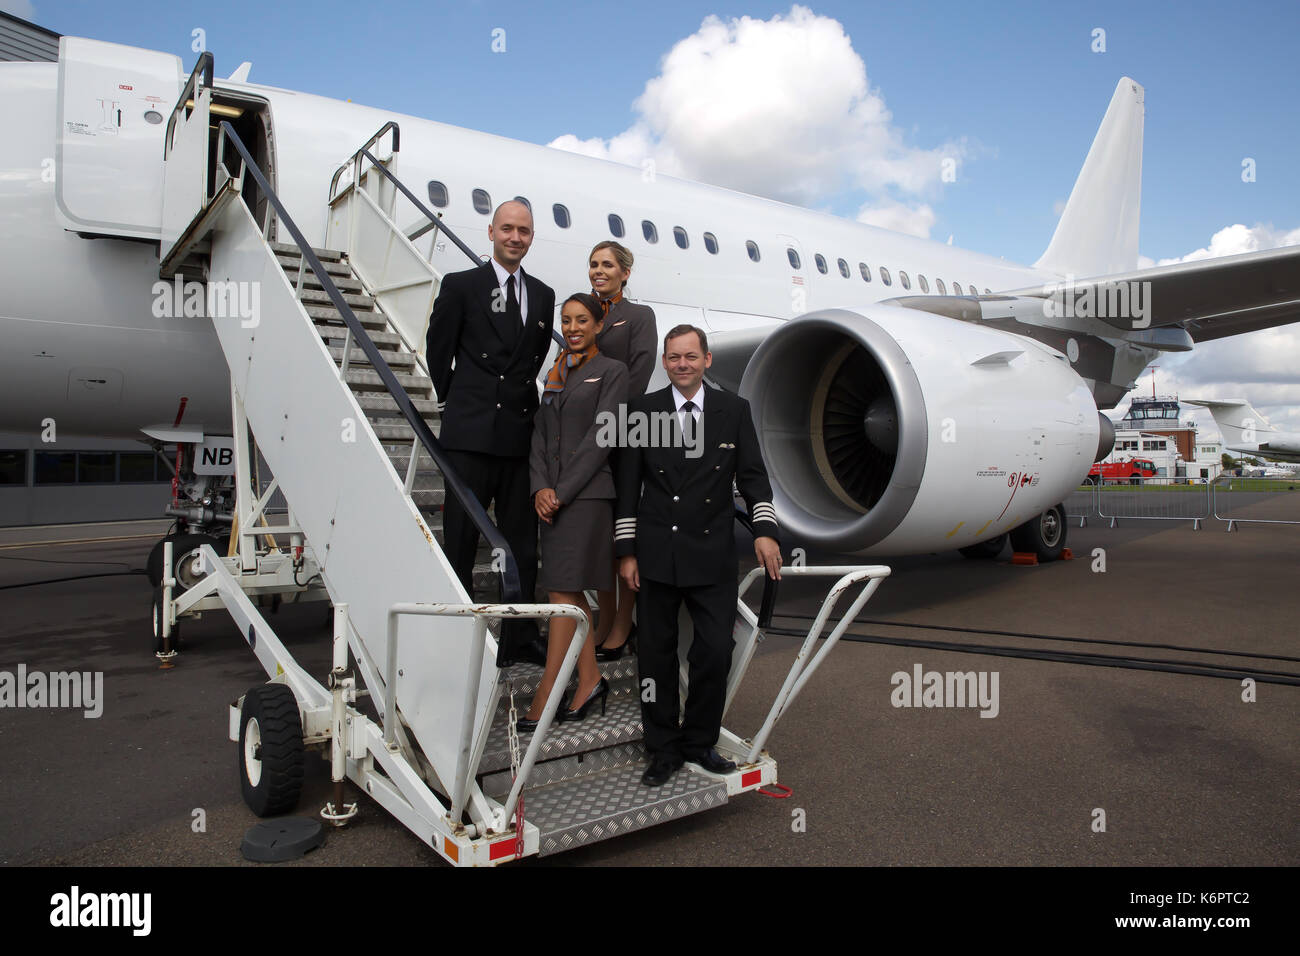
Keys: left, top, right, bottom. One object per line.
{"left": 1116, "top": 395, "right": 1198, "bottom": 461}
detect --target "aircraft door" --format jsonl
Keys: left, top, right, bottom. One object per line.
{"left": 54, "top": 37, "right": 184, "bottom": 240}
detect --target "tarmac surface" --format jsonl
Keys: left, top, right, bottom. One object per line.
{"left": 1, "top": 498, "right": 1296, "bottom": 868}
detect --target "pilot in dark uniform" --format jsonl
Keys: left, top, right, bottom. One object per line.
{"left": 616, "top": 324, "right": 782, "bottom": 786}
{"left": 425, "top": 200, "right": 555, "bottom": 666}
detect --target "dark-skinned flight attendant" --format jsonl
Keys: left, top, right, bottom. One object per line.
{"left": 588, "top": 241, "right": 658, "bottom": 661}
{"left": 518, "top": 293, "right": 629, "bottom": 729}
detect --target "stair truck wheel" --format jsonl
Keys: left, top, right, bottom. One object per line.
{"left": 239, "top": 684, "right": 305, "bottom": 817}
{"left": 152, "top": 584, "right": 180, "bottom": 653}
{"left": 958, "top": 533, "right": 1008, "bottom": 560}
{"left": 1009, "top": 503, "right": 1067, "bottom": 561}
{"left": 147, "top": 533, "right": 224, "bottom": 588}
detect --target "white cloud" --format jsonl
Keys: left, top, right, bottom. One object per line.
{"left": 546, "top": 5, "right": 959, "bottom": 234}
{"left": 856, "top": 199, "right": 936, "bottom": 239}
{"left": 0, "top": 0, "right": 36, "bottom": 19}
{"left": 1150, "top": 222, "right": 1300, "bottom": 438}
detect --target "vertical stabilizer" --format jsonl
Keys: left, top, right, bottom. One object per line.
{"left": 1184, "top": 399, "right": 1275, "bottom": 447}
{"left": 1035, "top": 77, "right": 1144, "bottom": 278}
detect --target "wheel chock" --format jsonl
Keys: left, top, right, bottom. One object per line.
{"left": 1010, "top": 552, "right": 1039, "bottom": 566}
{"left": 241, "top": 817, "right": 325, "bottom": 862}
{"left": 1060, "top": 548, "right": 1074, "bottom": 560}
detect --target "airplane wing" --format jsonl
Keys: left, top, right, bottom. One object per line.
{"left": 1004, "top": 243, "right": 1300, "bottom": 342}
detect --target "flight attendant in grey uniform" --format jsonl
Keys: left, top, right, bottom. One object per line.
{"left": 518, "top": 293, "right": 630, "bottom": 729}
{"left": 588, "top": 241, "right": 658, "bottom": 661}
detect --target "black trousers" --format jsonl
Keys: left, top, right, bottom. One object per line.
{"left": 636, "top": 575, "right": 738, "bottom": 760}
{"left": 441, "top": 449, "right": 539, "bottom": 654}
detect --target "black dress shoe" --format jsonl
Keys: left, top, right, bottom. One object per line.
{"left": 595, "top": 624, "right": 637, "bottom": 662}
{"left": 684, "top": 748, "right": 736, "bottom": 774}
{"left": 641, "top": 755, "right": 683, "bottom": 787}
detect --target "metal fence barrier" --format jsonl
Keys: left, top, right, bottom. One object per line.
{"left": 1094, "top": 476, "right": 1211, "bottom": 529}
{"left": 1063, "top": 484, "right": 1097, "bottom": 527}
{"left": 1211, "top": 475, "right": 1300, "bottom": 530}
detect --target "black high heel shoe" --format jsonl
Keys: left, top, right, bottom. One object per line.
{"left": 515, "top": 715, "right": 541, "bottom": 733}
{"left": 595, "top": 624, "right": 637, "bottom": 662}
{"left": 559, "top": 677, "right": 609, "bottom": 722}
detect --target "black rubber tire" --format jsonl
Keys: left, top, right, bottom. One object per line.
{"left": 238, "top": 684, "right": 305, "bottom": 817}
{"left": 147, "top": 533, "right": 224, "bottom": 589}
{"left": 1009, "top": 503, "right": 1068, "bottom": 561}
{"left": 958, "top": 533, "right": 1008, "bottom": 560}
{"left": 151, "top": 584, "right": 181, "bottom": 653}
{"left": 1129, "top": 477, "right": 1140, "bottom": 486}
{"left": 1083, "top": 476, "right": 1097, "bottom": 486}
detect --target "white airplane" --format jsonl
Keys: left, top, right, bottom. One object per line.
{"left": 1185, "top": 399, "right": 1300, "bottom": 463}
{"left": 3, "top": 35, "right": 1299, "bottom": 565}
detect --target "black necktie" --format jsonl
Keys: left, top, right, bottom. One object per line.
{"left": 506, "top": 274, "right": 522, "bottom": 327}
{"left": 680, "top": 400, "right": 698, "bottom": 447}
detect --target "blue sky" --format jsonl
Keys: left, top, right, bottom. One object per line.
{"left": 17, "top": 0, "right": 1300, "bottom": 433}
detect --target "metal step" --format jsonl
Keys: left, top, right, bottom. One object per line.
{"left": 329, "top": 346, "right": 417, "bottom": 369}
{"left": 299, "top": 287, "right": 376, "bottom": 311}
{"left": 282, "top": 269, "right": 364, "bottom": 293}
{"left": 276, "top": 253, "right": 351, "bottom": 277}
{"left": 523, "top": 762, "right": 728, "bottom": 857}
{"left": 479, "top": 686, "right": 643, "bottom": 775}
{"left": 270, "top": 241, "right": 345, "bottom": 262}
{"left": 308, "top": 305, "right": 385, "bottom": 328}
{"left": 355, "top": 392, "right": 440, "bottom": 416}
{"left": 344, "top": 367, "right": 433, "bottom": 395}
{"left": 317, "top": 326, "right": 403, "bottom": 350}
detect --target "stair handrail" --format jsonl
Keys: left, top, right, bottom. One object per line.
{"left": 213, "top": 119, "right": 523, "bottom": 606}
{"left": 164, "top": 51, "right": 214, "bottom": 161}
{"left": 327, "top": 122, "right": 401, "bottom": 207}
{"left": 733, "top": 507, "right": 779, "bottom": 627}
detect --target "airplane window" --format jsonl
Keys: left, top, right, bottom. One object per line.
{"left": 951, "top": 281, "right": 962, "bottom": 295}
{"left": 746, "top": 240, "right": 761, "bottom": 262}
{"left": 859, "top": 262, "right": 872, "bottom": 282}
{"left": 513, "top": 195, "right": 531, "bottom": 210}
{"left": 899, "top": 271, "right": 911, "bottom": 290}
{"left": 608, "top": 214, "right": 625, "bottom": 238}
{"left": 472, "top": 188, "right": 492, "bottom": 215}
{"left": 918, "top": 274, "right": 929, "bottom": 293}
{"left": 837, "top": 258, "right": 850, "bottom": 278}
{"left": 427, "top": 180, "right": 449, "bottom": 208}
{"left": 879, "top": 267, "right": 892, "bottom": 286}
{"left": 787, "top": 248, "right": 801, "bottom": 269}
{"left": 674, "top": 226, "right": 689, "bottom": 249}
{"left": 704, "top": 232, "right": 718, "bottom": 254}
{"left": 552, "top": 203, "right": 570, "bottom": 228}
{"left": 936, "top": 278, "right": 946, "bottom": 294}
{"left": 815, "top": 254, "right": 828, "bottom": 274}
{"left": 642, "top": 220, "right": 659, "bottom": 243}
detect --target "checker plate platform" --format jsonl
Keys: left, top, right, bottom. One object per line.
{"left": 525, "top": 763, "right": 728, "bottom": 856}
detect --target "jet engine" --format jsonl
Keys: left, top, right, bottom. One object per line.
{"left": 738, "top": 304, "right": 1100, "bottom": 555}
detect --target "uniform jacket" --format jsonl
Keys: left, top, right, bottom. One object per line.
{"left": 529, "top": 354, "right": 629, "bottom": 504}
{"left": 595, "top": 297, "right": 657, "bottom": 399}
{"left": 425, "top": 262, "right": 556, "bottom": 456}
{"left": 615, "top": 384, "right": 780, "bottom": 587}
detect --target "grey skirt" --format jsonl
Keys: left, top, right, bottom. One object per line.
{"left": 538, "top": 497, "right": 615, "bottom": 592}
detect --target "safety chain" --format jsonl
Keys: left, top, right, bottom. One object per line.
{"left": 505, "top": 672, "right": 525, "bottom": 859}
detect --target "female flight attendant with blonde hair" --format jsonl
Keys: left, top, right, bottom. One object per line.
{"left": 587, "top": 241, "right": 657, "bottom": 660}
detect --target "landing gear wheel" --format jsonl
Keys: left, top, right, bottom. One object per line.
{"left": 239, "top": 684, "right": 305, "bottom": 817}
{"left": 147, "top": 533, "right": 223, "bottom": 588}
{"left": 1009, "top": 503, "right": 1067, "bottom": 561}
{"left": 152, "top": 584, "right": 181, "bottom": 653}
{"left": 959, "top": 533, "right": 1008, "bottom": 560}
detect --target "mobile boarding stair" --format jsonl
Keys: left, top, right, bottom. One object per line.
{"left": 154, "top": 55, "right": 891, "bottom": 864}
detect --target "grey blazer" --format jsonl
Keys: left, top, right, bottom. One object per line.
{"left": 595, "top": 297, "right": 657, "bottom": 399}
{"left": 529, "top": 354, "right": 630, "bottom": 504}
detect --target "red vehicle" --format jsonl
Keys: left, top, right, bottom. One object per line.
{"left": 1085, "top": 458, "right": 1158, "bottom": 485}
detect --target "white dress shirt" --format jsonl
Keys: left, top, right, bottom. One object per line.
{"left": 671, "top": 384, "right": 704, "bottom": 434}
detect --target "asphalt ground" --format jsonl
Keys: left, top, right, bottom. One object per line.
{"left": 0, "top": 501, "right": 1296, "bottom": 869}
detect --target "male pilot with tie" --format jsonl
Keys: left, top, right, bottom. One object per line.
{"left": 426, "top": 200, "right": 555, "bottom": 666}
{"left": 616, "top": 324, "right": 782, "bottom": 786}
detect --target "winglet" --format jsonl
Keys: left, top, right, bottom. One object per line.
{"left": 1035, "top": 77, "right": 1144, "bottom": 278}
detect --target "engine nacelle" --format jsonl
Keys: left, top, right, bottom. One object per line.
{"left": 738, "top": 305, "right": 1099, "bottom": 555}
